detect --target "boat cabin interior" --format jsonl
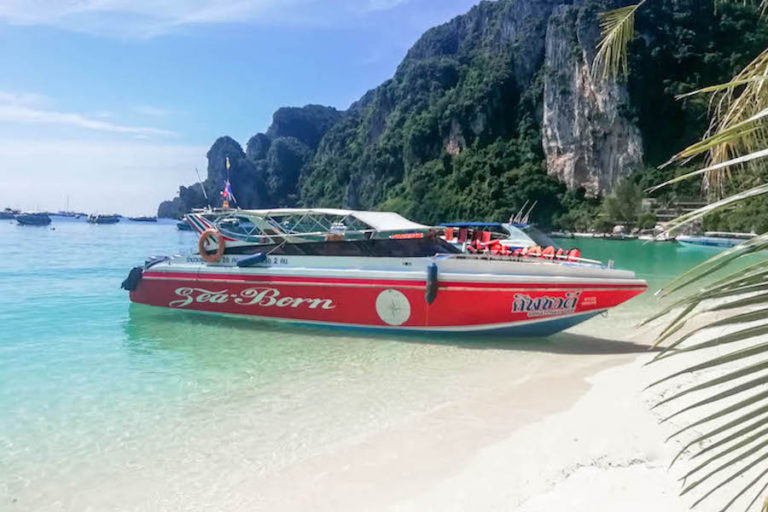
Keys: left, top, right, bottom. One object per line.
{"left": 191, "top": 208, "right": 460, "bottom": 258}
{"left": 438, "top": 222, "right": 560, "bottom": 250}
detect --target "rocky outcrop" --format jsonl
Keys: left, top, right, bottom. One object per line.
{"left": 246, "top": 133, "right": 271, "bottom": 161}
{"left": 541, "top": 2, "right": 643, "bottom": 196}
{"left": 266, "top": 105, "right": 342, "bottom": 149}
{"left": 158, "top": 0, "right": 751, "bottom": 223}
{"left": 158, "top": 106, "right": 342, "bottom": 216}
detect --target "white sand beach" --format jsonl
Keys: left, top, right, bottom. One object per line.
{"left": 245, "top": 331, "right": 689, "bottom": 512}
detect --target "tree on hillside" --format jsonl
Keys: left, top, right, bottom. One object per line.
{"left": 595, "top": 1, "right": 768, "bottom": 510}
{"left": 602, "top": 178, "right": 643, "bottom": 229}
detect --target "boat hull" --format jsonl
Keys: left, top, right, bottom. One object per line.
{"left": 129, "top": 268, "right": 646, "bottom": 335}
{"left": 677, "top": 236, "right": 743, "bottom": 248}
{"left": 16, "top": 215, "right": 51, "bottom": 226}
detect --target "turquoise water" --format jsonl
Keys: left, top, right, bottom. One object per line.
{"left": 0, "top": 219, "right": 718, "bottom": 509}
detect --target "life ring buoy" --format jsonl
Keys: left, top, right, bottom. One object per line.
{"left": 567, "top": 249, "right": 581, "bottom": 262}
{"left": 198, "top": 229, "right": 226, "bottom": 263}
{"left": 542, "top": 246, "right": 556, "bottom": 260}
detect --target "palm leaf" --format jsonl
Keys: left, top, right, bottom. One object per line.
{"left": 649, "top": 147, "right": 768, "bottom": 193}
{"left": 676, "top": 77, "right": 767, "bottom": 100}
{"left": 647, "top": 246, "right": 768, "bottom": 511}
{"left": 651, "top": 308, "right": 768, "bottom": 361}
{"left": 652, "top": 234, "right": 768, "bottom": 299}
{"left": 592, "top": 2, "right": 645, "bottom": 80}
{"left": 654, "top": 359, "right": 768, "bottom": 409}
{"left": 594, "top": 3, "right": 768, "bottom": 507}
{"left": 661, "top": 184, "right": 768, "bottom": 236}
{"left": 683, "top": 424, "right": 768, "bottom": 481}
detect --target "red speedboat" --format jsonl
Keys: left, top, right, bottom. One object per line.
{"left": 122, "top": 209, "right": 646, "bottom": 336}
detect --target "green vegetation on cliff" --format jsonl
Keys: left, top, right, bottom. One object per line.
{"left": 159, "top": 0, "right": 768, "bottom": 231}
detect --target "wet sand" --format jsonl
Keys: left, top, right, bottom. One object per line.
{"left": 242, "top": 336, "right": 681, "bottom": 511}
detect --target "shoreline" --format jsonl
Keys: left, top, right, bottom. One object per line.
{"left": 246, "top": 340, "right": 660, "bottom": 511}
{"left": 3, "top": 334, "right": 658, "bottom": 512}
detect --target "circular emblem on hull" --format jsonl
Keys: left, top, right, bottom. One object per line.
{"left": 375, "top": 289, "right": 411, "bottom": 326}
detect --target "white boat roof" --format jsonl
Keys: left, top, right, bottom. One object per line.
{"left": 234, "top": 208, "right": 430, "bottom": 231}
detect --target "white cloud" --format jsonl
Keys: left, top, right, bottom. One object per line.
{"left": 0, "top": 0, "right": 414, "bottom": 37}
{"left": 0, "top": 91, "right": 175, "bottom": 137}
{"left": 0, "top": 139, "right": 207, "bottom": 216}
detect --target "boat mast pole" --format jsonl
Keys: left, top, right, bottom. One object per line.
{"left": 194, "top": 168, "right": 211, "bottom": 210}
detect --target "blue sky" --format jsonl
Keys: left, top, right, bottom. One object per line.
{"left": 0, "top": 0, "right": 479, "bottom": 215}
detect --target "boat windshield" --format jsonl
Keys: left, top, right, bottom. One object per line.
{"left": 514, "top": 225, "right": 560, "bottom": 250}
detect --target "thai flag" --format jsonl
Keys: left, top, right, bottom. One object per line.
{"left": 221, "top": 180, "right": 236, "bottom": 203}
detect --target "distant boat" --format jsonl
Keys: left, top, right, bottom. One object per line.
{"left": 128, "top": 216, "right": 157, "bottom": 222}
{"left": 16, "top": 212, "right": 52, "bottom": 226}
{"left": 87, "top": 214, "right": 121, "bottom": 224}
{"left": 638, "top": 233, "right": 676, "bottom": 242}
{"left": 176, "top": 220, "right": 193, "bottom": 231}
{"left": 0, "top": 208, "right": 19, "bottom": 220}
{"left": 678, "top": 232, "right": 755, "bottom": 248}
{"left": 603, "top": 233, "right": 638, "bottom": 241}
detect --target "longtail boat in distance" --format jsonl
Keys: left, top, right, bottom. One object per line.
{"left": 16, "top": 212, "right": 51, "bottom": 226}
{"left": 677, "top": 231, "right": 755, "bottom": 248}
{"left": 122, "top": 208, "right": 647, "bottom": 336}
{"left": 87, "top": 214, "right": 121, "bottom": 224}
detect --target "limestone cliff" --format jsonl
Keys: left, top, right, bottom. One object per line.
{"left": 542, "top": 2, "right": 643, "bottom": 197}
{"left": 158, "top": 0, "right": 766, "bottom": 224}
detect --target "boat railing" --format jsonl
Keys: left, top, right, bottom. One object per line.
{"left": 442, "top": 252, "right": 605, "bottom": 268}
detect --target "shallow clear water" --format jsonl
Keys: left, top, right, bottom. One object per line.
{"left": 0, "top": 219, "right": 718, "bottom": 508}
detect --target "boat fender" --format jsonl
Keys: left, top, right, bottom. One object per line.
{"left": 121, "top": 266, "right": 143, "bottom": 291}
{"left": 425, "top": 262, "right": 439, "bottom": 305}
{"left": 237, "top": 252, "right": 267, "bottom": 267}
{"left": 198, "top": 229, "right": 226, "bottom": 263}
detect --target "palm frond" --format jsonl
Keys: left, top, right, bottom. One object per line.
{"left": 658, "top": 107, "right": 768, "bottom": 171}
{"left": 676, "top": 77, "right": 767, "bottom": 100}
{"left": 656, "top": 233, "right": 768, "bottom": 296}
{"left": 647, "top": 240, "right": 768, "bottom": 511}
{"left": 650, "top": 148, "right": 768, "bottom": 194}
{"left": 660, "top": 183, "right": 768, "bottom": 235}
{"left": 695, "top": 48, "right": 768, "bottom": 196}
{"left": 592, "top": 2, "right": 646, "bottom": 80}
